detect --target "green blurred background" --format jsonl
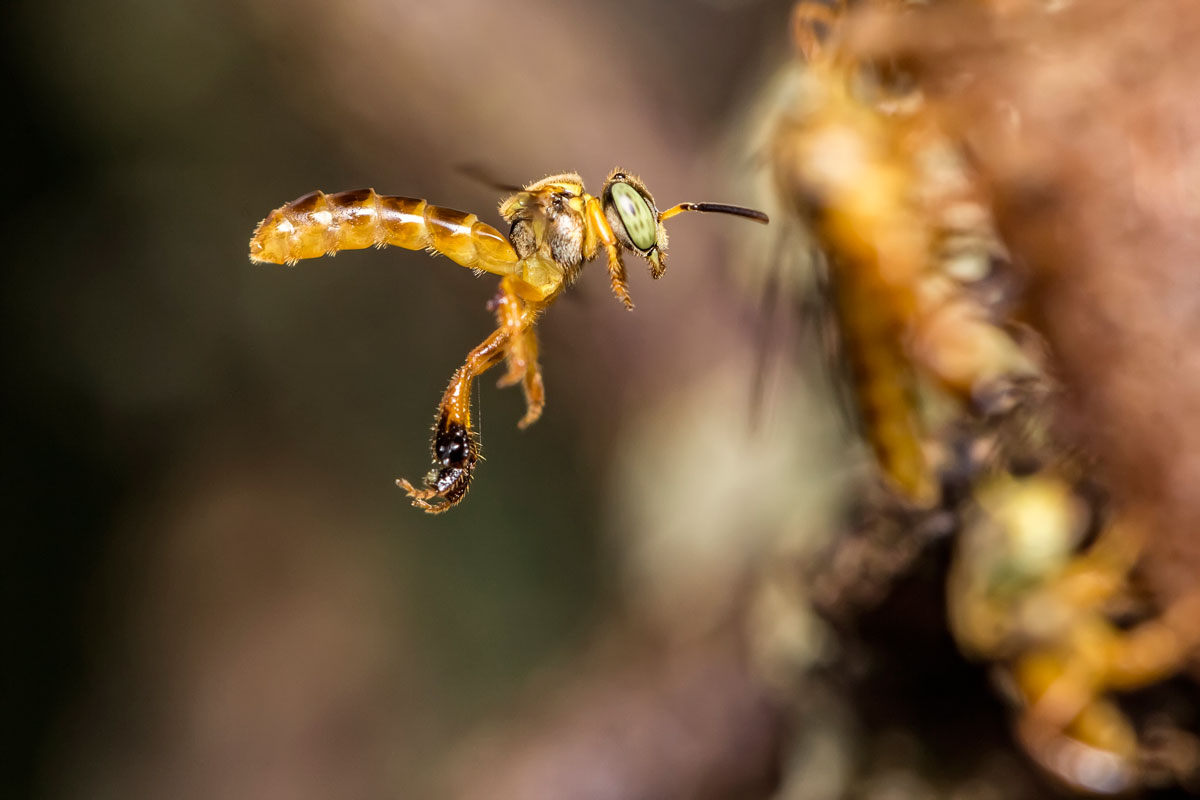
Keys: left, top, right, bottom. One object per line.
{"left": 5, "top": 1, "right": 820, "bottom": 797}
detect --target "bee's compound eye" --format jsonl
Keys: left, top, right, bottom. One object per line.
{"left": 609, "top": 181, "right": 658, "bottom": 251}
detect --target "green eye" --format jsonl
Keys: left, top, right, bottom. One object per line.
{"left": 610, "top": 181, "right": 658, "bottom": 251}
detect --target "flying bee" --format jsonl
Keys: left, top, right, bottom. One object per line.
{"left": 249, "top": 169, "right": 768, "bottom": 512}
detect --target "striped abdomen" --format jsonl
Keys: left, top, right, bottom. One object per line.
{"left": 249, "top": 188, "right": 520, "bottom": 275}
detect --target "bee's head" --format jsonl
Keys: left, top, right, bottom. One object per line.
{"left": 601, "top": 169, "right": 771, "bottom": 281}
{"left": 601, "top": 170, "right": 669, "bottom": 278}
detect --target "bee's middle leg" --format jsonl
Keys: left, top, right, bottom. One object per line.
{"left": 491, "top": 278, "right": 545, "bottom": 428}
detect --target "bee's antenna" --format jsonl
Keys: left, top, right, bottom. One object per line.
{"left": 659, "top": 202, "right": 770, "bottom": 224}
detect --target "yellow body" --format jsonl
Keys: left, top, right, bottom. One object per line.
{"left": 250, "top": 169, "right": 766, "bottom": 512}
{"left": 249, "top": 188, "right": 520, "bottom": 274}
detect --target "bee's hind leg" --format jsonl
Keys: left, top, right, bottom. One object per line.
{"left": 397, "top": 325, "right": 510, "bottom": 513}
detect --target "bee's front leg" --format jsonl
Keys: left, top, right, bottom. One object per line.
{"left": 397, "top": 326, "right": 510, "bottom": 513}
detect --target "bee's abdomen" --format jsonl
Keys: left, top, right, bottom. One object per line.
{"left": 249, "top": 189, "right": 519, "bottom": 275}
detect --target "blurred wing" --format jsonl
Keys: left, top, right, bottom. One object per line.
{"left": 804, "top": 251, "right": 864, "bottom": 442}
{"left": 455, "top": 162, "right": 523, "bottom": 193}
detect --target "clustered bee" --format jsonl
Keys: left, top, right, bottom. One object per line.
{"left": 767, "top": 0, "right": 1200, "bottom": 793}
{"left": 250, "top": 171, "right": 767, "bottom": 512}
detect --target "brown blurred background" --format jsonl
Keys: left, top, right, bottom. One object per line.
{"left": 13, "top": 1, "right": 1200, "bottom": 798}
{"left": 4, "top": 1, "right": 804, "bottom": 798}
